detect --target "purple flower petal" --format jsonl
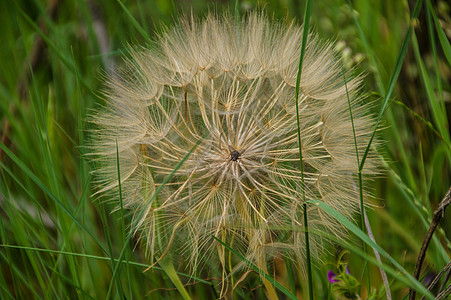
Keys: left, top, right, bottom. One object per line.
{"left": 327, "top": 270, "right": 338, "bottom": 283}
{"left": 346, "top": 266, "right": 350, "bottom": 275}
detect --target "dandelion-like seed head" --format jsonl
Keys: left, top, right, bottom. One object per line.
{"left": 90, "top": 12, "right": 379, "bottom": 279}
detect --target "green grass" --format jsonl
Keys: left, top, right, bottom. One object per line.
{"left": 1, "top": 0, "right": 450, "bottom": 299}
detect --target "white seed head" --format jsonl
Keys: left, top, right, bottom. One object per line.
{"left": 89, "top": 12, "right": 379, "bottom": 277}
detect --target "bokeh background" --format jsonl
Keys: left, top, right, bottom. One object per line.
{"left": 0, "top": 0, "right": 450, "bottom": 298}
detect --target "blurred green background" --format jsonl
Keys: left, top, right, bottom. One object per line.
{"left": 0, "top": 0, "right": 450, "bottom": 298}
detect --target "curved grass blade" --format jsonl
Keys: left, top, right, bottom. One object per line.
{"left": 116, "top": 0, "right": 151, "bottom": 42}
{"left": 411, "top": 33, "right": 450, "bottom": 147}
{"left": 0, "top": 251, "right": 41, "bottom": 298}
{"left": 344, "top": 73, "right": 376, "bottom": 294}
{"left": 359, "top": 0, "right": 423, "bottom": 170}
{"left": 306, "top": 227, "right": 426, "bottom": 300}
{"left": 308, "top": 199, "right": 434, "bottom": 299}
{"left": 427, "top": 0, "right": 451, "bottom": 67}
{"left": 0, "top": 244, "right": 211, "bottom": 285}
{"left": 295, "top": 0, "right": 314, "bottom": 298}
{"left": 0, "top": 141, "right": 108, "bottom": 254}
{"left": 16, "top": 5, "right": 94, "bottom": 96}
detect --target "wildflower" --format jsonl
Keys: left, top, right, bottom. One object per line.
{"left": 328, "top": 270, "right": 340, "bottom": 283}
{"left": 89, "top": 12, "right": 379, "bottom": 288}
{"left": 327, "top": 252, "right": 379, "bottom": 300}
{"left": 327, "top": 266, "right": 378, "bottom": 300}
{"left": 327, "top": 266, "right": 361, "bottom": 300}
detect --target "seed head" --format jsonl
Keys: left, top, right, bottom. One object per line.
{"left": 89, "top": 13, "right": 379, "bottom": 278}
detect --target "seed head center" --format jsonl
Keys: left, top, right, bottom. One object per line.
{"left": 230, "top": 149, "right": 241, "bottom": 162}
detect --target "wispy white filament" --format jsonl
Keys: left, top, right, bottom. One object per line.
{"left": 89, "top": 12, "right": 379, "bottom": 277}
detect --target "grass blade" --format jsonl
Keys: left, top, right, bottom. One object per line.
{"left": 0, "top": 244, "right": 211, "bottom": 285}
{"left": 308, "top": 199, "right": 434, "bottom": 299}
{"left": 411, "top": 32, "right": 450, "bottom": 146}
{"left": 0, "top": 141, "right": 107, "bottom": 254}
{"left": 295, "top": 0, "right": 314, "bottom": 298}
{"left": 427, "top": 0, "right": 451, "bottom": 67}
{"left": 213, "top": 236, "right": 298, "bottom": 300}
{"left": 116, "top": 0, "right": 151, "bottom": 42}
{"left": 359, "top": 0, "right": 423, "bottom": 170}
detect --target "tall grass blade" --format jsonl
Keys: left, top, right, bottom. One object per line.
{"left": 411, "top": 33, "right": 450, "bottom": 146}
{"left": 343, "top": 74, "right": 372, "bottom": 294}
{"left": 16, "top": 5, "right": 94, "bottom": 95}
{"left": 116, "top": 0, "right": 151, "bottom": 42}
{"left": 359, "top": 0, "right": 423, "bottom": 170}
{"left": 308, "top": 199, "right": 434, "bottom": 299}
{"left": 427, "top": 0, "right": 451, "bottom": 67}
{"left": 425, "top": 0, "right": 445, "bottom": 113}
{"left": 0, "top": 250, "right": 41, "bottom": 298}
{"left": 0, "top": 141, "right": 107, "bottom": 254}
{"left": 295, "top": 0, "right": 314, "bottom": 298}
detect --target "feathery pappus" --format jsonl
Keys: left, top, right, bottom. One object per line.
{"left": 88, "top": 12, "right": 380, "bottom": 290}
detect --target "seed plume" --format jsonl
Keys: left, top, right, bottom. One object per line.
{"left": 89, "top": 12, "right": 379, "bottom": 281}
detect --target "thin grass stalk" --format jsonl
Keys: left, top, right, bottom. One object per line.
{"left": 0, "top": 165, "right": 55, "bottom": 296}
{"left": 295, "top": 0, "right": 313, "bottom": 298}
{"left": 308, "top": 200, "right": 435, "bottom": 299}
{"left": 0, "top": 251, "right": 41, "bottom": 298}
{"left": 435, "top": 286, "right": 451, "bottom": 300}
{"left": 382, "top": 157, "right": 450, "bottom": 262}
{"left": 427, "top": 0, "right": 451, "bottom": 67}
{"left": 28, "top": 45, "right": 82, "bottom": 290}
{"left": 359, "top": 0, "right": 423, "bottom": 170}
{"left": 411, "top": 32, "right": 450, "bottom": 147}
{"left": 346, "top": 1, "right": 423, "bottom": 211}
{"left": 349, "top": 1, "right": 424, "bottom": 292}
{"left": 0, "top": 244, "right": 213, "bottom": 284}
{"left": 345, "top": 0, "right": 385, "bottom": 94}
{"left": 16, "top": 5, "right": 94, "bottom": 96}
{"left": 363, "top": 210, "right": 391, "bottom": 299}
{"left": 409, "top": 187, "right": 451, "bottom": 300}
{"left": 437, "top": 271, "right": 451, "bottom": 299}
{"left": 393, "top": 100, "right": 445, "bottom": 142}
{"left": 343, "top": 73, "right": 371, "bottom": 294}
{"left": 306, "top": 227, "right": 430, "bottom": 298}
{"left": 421, "top": 261, "right": 451, "bottom": 299}
{"left": 29, "top": 55, "right": 83, "bottom": 291}
{"left": 105, "top": 140, "right": 202, "bottom": 300}
{"left": 100, "top": 201, "right": 124, "bottom": 298}
{"left": 116, "top": 0, "right": 150, "bottom": 42}
{"left": 0, "top": 141, "right": 108, "bottom": 254}
{"left": 116, "top": 140, "right": 131, "bottom": 297}
{"left": 425, "top": 0, "right": 445, "bottom": 113}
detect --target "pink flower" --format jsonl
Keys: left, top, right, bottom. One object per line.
{"left": 328, "top": 270, "right": 339, "bottom": 283}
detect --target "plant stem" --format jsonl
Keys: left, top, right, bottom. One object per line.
{"left": 295, "top": 0, "right": 314, "bottom": 298}
{"left": 409, "top": 186, "right": 451, "bottom": 300}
